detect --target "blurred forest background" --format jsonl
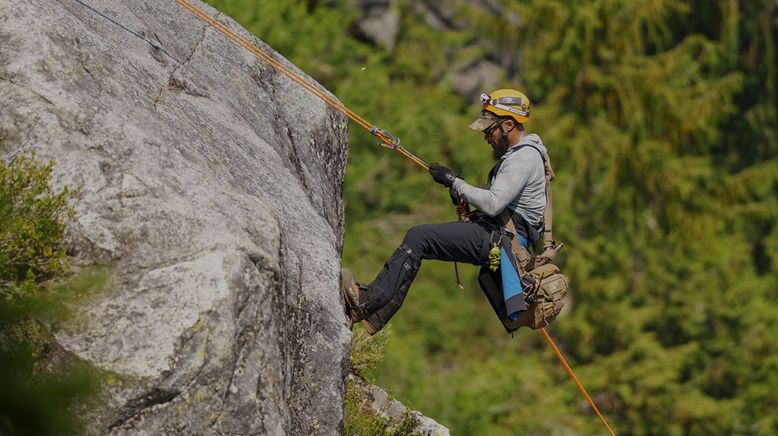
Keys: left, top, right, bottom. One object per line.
{"left": 215, "top": 0, "right": 775, "bottom": 434}
{"left": 202, "top": 0, "right": 778, "bottom": 435}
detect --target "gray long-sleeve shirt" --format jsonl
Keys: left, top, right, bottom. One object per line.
{"left": 452, "top": 133, "right": 547, "bottom": 226}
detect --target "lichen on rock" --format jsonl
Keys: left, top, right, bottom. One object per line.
{"left": 0, "top": 0, "right": 350, "bottom": 433}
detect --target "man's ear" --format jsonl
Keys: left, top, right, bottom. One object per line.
{"left": 503, "top": 119, "right": 515, "bottom": 130}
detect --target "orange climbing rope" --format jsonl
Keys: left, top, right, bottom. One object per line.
{"left": 173, "top": 0, "right": 428, "bottom": 171}
{"left": 172, "top": 1, "right": 615, "bottom": 434}
{"left": 540, "top": 327, "right": 616, "bottom": 435}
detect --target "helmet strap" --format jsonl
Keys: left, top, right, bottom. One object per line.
{"left": 498, "top": 122, "right": 516, "bottom": 149}
{"left": 491, "top": 122, "right": 511, "bottom": 160}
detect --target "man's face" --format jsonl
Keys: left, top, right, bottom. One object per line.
{"left": 483, "top": 120, "right": 508, "bottom": 160}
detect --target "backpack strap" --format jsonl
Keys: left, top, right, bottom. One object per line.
{"left": 517, "top": 143, "right": 554, "bottom": 247}
{"left": 529, "top": 145, "right": 563, "bottom": 267}
{"left": 495, "top": 142, "right": 563, "bottom": 268}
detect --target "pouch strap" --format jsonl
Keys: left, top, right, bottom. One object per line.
{"left": 499, "top": 210, "right": 533, "bottom": 275}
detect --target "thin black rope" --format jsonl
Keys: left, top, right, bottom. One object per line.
{"left": 69, "top": 0, "right": 183, "bottom": 64}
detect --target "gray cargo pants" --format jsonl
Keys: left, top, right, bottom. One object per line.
{"left": 359, "top": 220, "right": 496, "bottom": 332}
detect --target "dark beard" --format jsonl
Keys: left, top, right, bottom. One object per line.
{"left": 491, "top": 141, "right": 508, "bottom": 160}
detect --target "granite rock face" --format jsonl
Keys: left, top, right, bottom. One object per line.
{"left": 0, "top": 0, "right": 351, "bottom": 433}
{"left": 350, "top": 376, "right": 451, "bottom": 436}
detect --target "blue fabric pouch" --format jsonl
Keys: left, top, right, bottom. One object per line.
{"left": 501, "top": 235, "right": 529, "bottom": 320}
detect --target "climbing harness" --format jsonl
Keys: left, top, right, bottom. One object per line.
{"left": 70, "top": 0, "right": 615, "bottom": 432}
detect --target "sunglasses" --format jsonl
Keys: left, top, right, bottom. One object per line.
{"left": 482, "top": 121, "right": 501, "bottom": 137}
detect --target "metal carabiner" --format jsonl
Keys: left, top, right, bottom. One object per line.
{"left": 372, "top": 128, "right": 400, "bottom": 150}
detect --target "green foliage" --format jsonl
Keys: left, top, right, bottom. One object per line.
{"left": 350, "top": 324, "right": 390, "bottom": 381}
{"left": 392, "top": 411, "right": 421, "bottom": 436}
{"left": 205, "top": 1, "right": 777, "bottom": 434}
{"left": 346, "top": 325, "right": 421, "bottom": 435}
{"left": 344, "top": 378, "right": 392, "bottom": 436}
{"left": 0, "top": 155, "right": 73, "bottom": 297}
{"left": 0, "top": 345, "right": 96, "bottom": 436}
{"left": 0, "top": 155, "right": 99, "bottom": 435}
{"left": 1, "top": 155, "right": 75, "bottom": 346}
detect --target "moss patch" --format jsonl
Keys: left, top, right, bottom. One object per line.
{"left": 345, "top": 325, "right": 423, "bottom": 435}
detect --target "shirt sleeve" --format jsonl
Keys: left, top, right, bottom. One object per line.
{"left": 451, "top": 154, "right": 535, "bottom": 217}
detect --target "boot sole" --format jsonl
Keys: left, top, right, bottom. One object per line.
{"left": 360, "top": 316, "right": 378, "bottom": 335}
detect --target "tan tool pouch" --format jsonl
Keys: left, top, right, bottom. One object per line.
{"left": 521, "top": 264, "right": 569, "bottom": 329}
{"left": 496, "top": 210, "right": 570, "bottom": 330}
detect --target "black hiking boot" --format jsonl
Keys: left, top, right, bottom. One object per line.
{"left": 340, "top": 269, "right": 378, "bottom": 335}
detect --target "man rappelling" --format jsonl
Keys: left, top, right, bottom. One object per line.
{"left": 93, "top": 1, "right": 612, "bottom": 429}
{"left": 341, "top": 89, "right": 567, "bottom": 335}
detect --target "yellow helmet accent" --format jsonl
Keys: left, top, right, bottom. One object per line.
{"left": 480, "top": 88, "right": 531, "bottom": 124}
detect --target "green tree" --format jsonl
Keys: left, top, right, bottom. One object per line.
{"left": 0, "top": 155, "right": 95, "bottom": 435}
{"left": 468, "top": 0, "right": 778, "bottom": 433}
{"left": 203, "top": 1, "right": 778, "bottom": 433}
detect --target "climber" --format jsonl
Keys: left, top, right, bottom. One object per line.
{"left": 342, "top": 89, "right": 551, "bottom": 335}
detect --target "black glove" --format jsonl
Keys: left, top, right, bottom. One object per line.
{"left": 449, "top": 187, "right": 463, "bottom": 206}
{"left": 428, "top": 163, "right": 458, "bottom": 188}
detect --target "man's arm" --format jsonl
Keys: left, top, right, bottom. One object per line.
{"left": 451, "top": 156, "right": 534, "bottom": 217}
